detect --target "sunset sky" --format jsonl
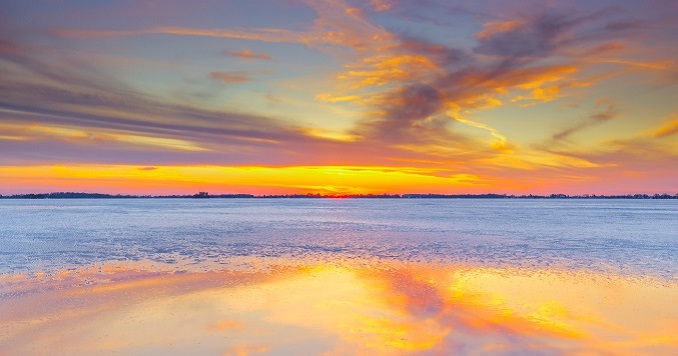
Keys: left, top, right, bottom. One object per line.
{"left": 1, "top": 0, "right": 676, "bottom": 195}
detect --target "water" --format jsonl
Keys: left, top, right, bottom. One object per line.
{"left": 2, "top": 199, "right": 677, "bottom": 354}
{"left": 1, "top": 199, "right": 676, "bottom": 279}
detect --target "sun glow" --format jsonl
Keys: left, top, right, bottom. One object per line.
{"left": 0, "top": 164, "right": 501, "bottom": 195}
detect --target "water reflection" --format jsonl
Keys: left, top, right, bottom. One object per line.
{"left": 1, "top": 263, "right": 676, "bottom": 354}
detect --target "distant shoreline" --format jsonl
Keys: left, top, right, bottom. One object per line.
{"left": 1, "top": 192, "right": 676, "bottom": 199}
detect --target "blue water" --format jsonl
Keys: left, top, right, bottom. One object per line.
{"left": 0, "top": 199, "right": 676, "bottom": 278}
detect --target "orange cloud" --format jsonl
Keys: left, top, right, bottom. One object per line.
{"left": 476, "top": 21, "right": 524, "bottom": 39}
{"left": 207, "top": 320, "right": 246, "bottom": 332}
{"left": 369, "top": 0, "right": 393, "bottom": 12}
{"left": 210, "top": 71, "right": 253, "bottom": 83}
{"left": 654, "top": 115, "right": 678, "bottom": 138}
{"left": 222, "top": 345, "right": 270, "bottom": 356}
{"left": 225, "top": 49, "right": 273, "bottom": 60}
{"left": 341, "top": 53, "right": 440, "bottom": 89}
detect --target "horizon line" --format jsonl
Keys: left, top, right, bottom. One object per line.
{"left": 2, "top": 192, "right": 677, "bottom": 199}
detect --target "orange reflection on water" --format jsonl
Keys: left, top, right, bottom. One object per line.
{"left": 0, "top": 263, "right": 676, "bottom": 355}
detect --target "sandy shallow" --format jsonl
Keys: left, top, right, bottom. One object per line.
{"left": 1, "top": 262, "right": 677, "bottom": 355}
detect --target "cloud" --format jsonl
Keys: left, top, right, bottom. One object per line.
{"left": 312, "top": 7, "right": 606, "bottom": 132}
{"left": 551, "top": 99, "right": 618, "bottom": 141}
{"left": 473, "top": 11, "right": 606, "bottom": 59}
{"left": 347, "top": 59, "right": 591, "bottom": 149}
{"left": 206, "top": 320, "right": 246, "bottom": 332}
{"left": 379, "top": 2, "right": 494, "bottom": 28}
{"left": 45, "top": 0, "right": 653, "bottom": 134}
{"left": 527, "top": 112, "right": 678, "bottom": 194}
{"left": 318, "top": 4, "right": 657, "bottom": 160}
{"left": 3, "top": 0, "right": 675, "bottom": 191}
{"left": 53, "top": 26, "right": 305, "bottom": 43}
{"left": 210, "top": 71, "right": 253, "bottom": 83}
{"left": 369, "top": 0, "right": 393, "bottom": 12}
{"left": 0, "top": 41, "right": 419, "bottom": 169}
{"left": 0, "top": 31, "right": 338, "bottom": 166}
{"left": 50, "top": 0, "right": 389, "bottom": 52}
{"left": 476, "top": 21, "right": 524, "bottom": 39}
{"left": 353, "top": 83, "right": 452, "bottom": 144}
{"left": 299, "top": 0, "right": 390, "bottom": 51}
{"left": 0, "top": 39, "right": 19, "bottom": 54}
{"left": 653, "top": 114, "right": 678, "bottom": 138}
{"left": 604, "top": 20, "right": 643, "bottom": 32}
{"left": 225, "top": 49, "right": 273, "bottom": 60}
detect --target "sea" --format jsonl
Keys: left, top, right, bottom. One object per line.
{"left": 0, "top": 198, "right": 676, "bottom": 278}
{"left": 1, "top": 198, "right": 677, "bottom": 354}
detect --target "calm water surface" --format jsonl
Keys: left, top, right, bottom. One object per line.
{"left": 1, "top": 199, "right": 677, "bottom": 355}
{"left": 0, "top": 199, "right": 676, "bottom": 277}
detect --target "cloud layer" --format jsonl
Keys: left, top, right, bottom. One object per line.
{"left": 0, "top": 0, "right": 676, "bottom": 194}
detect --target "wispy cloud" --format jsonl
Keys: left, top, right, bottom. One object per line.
{"left": 210, "top": 71, "right": 253, "bottom": 83}
{"left": 225, "top": 49, "right": 273, "bottom": 60}
{"left": 551, "top": 99, "right": 618, "bottom": 141}
{"left": 53, "top": 26, "right": 306, "bottom": 43}
{"left": 473, "top": 10, "right": 607, "bottom": 59}
{"left": 654, "top": 115, "right": 678, "bottom": 138}
{"left": 369, "top": 0, "right": 393, "bottom": 12}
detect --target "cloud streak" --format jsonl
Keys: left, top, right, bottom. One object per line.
{"left": 53, "top": 26, "right": 306, "bottom": 43}
{"left": 551, "top": 99, "right": 618, "bottom": 141}
{"left": 225, "top": 49, "right": 273, "bottom": 60}
{"left": 210, "top": 71, "right": 253, "bottom": 83}
{"left": 654, "top": 115, "right": 678, "bottom": 138}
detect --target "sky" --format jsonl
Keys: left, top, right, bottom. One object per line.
{"left": 0, "top": 0, "right": 676, "bottom": 195}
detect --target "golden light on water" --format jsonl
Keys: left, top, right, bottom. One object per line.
{"left": 2, "top": 263, "right": 676, "bottom": 354}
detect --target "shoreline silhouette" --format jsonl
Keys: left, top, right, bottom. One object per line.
{"left": 1, "top": 192, "right": 676, "bottom": 199}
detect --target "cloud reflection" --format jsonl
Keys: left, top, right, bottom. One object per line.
{"left": 1, "top": 262, "right": 676, "bottom": 354}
